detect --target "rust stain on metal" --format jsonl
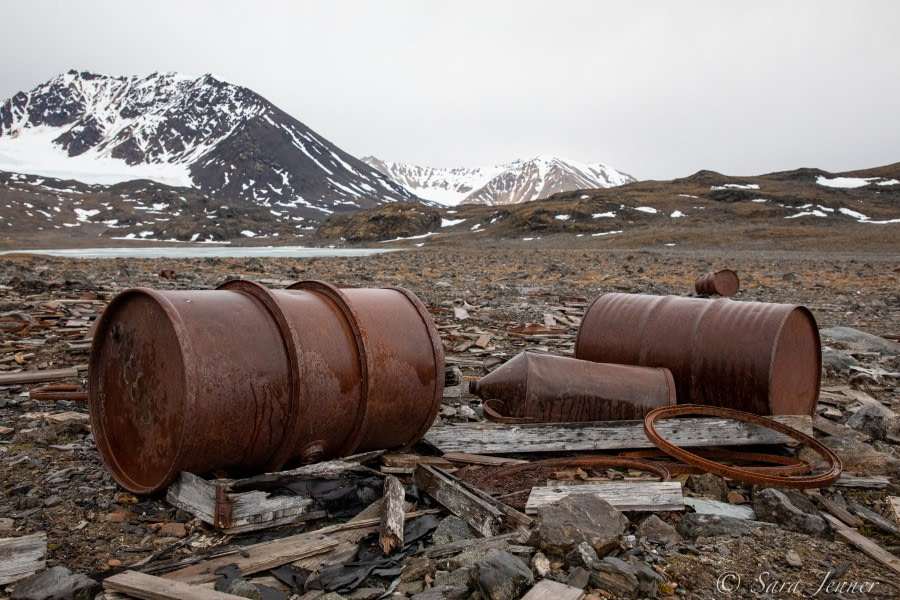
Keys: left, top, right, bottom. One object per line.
{"left": 470, "top": 351, "right": 676, "bottom": 423}
{"left": 694, "top": 269, "right": 740, "bottom": 296}
{"left": 88, "top": 279, "right": 444, "bottom": 495}
{"left": 29, "top": 383, "right": 88, "bottom": 402}
{"left": 643, "top": 404, "right": 842, "bottom": 488}
{"left": 214, "top": 482, "right": 235, "bottom": 529}
{"left": 575, "top": 293, "right": 821, "bottom": 416}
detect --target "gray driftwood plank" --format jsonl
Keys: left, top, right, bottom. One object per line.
{"left": 424, "top": 416, "right": 812, "bottom": 454}
{"left": 0, "top": 532, "right": 46, "bottom": 585}
{"left": 525, "top": 482, "right": 684, "bottom": 514}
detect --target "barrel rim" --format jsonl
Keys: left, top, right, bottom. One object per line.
{"left": 216, "top": 279, "right": 304, "bottom": 471}
{"left": 88, "top": 287, "right": 192, "bottom": 495}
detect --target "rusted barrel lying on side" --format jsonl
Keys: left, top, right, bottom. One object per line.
{"left": 694, "top": 269, "right": 740, "bottom": 296}
{"left": 88, "top": 279, "right": 444, "bottom": 494}
{"left": 469, "top": 352, "right": 676, "bottom": 422}
{"left": 574, "top": 293, "right": 820, "bottom": 416}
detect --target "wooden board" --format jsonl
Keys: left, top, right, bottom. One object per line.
{"left": 166, "top": 472, "right": 315, "bottom": 534}
{"left": 0, "top": 532, "right": 46, "bottom": 585}
{"left": 889, "top": 496, "right": 900, "bottom": 526}
{"left": 105, "top": 570, "right": 237, "bottom": 599}
{"left": 414, "top": 464, "right": 505, "bottom": 537}
{"left": 425, "top": 415, "right": 812, "bottom": 454}
{"left": 525, "top": 482, "right": 684, "bottom": 514}
{"left": 442, "top": 453, "right": 528, "bottom": 466}
{"left": 832, "top": 475, "right": 891, "bottom": 489}
{"left": 0, "top": 367, "right": 79, "bottom": 385}
{"left": 822, "top": 514, "right": 900, "bottom": 576}
{"left": 521, "top": 579, "right": 586, "bottom": 600}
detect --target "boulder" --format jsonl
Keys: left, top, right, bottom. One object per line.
{"left": 753, "top": 489, "right": 831, "bottom": 539}
{"left": 537, "top": 494, "right": 628, "bottom": 557}
{"left": 10, "top": 566, "right": 99, "bottom": 600}
{"left": 473, "top": 550, "right": 534, "bottom": 600}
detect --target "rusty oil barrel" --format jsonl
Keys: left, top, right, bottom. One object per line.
{"left": 574, "top": 293, "right": 820, "bottom": 416}
{"left": 469, "top": 351, "right": 676, "bottom": 422}
{"left": 88, "top": 280, "right": 443, "bottom": 494}
{"left": 694, "top": 269, "right": 740, "bottom": 296}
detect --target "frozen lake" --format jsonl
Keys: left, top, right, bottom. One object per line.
{"left": 0, "top": 246, "right": 398, "bottom": 259}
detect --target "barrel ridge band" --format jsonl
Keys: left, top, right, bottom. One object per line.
{"left": 217, "top": 279, "right": 304, "bottom": 472}
{"left": 643, "top": 404, "right": 842, "bottom": 488}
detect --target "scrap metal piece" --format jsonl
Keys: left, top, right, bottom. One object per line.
{"left": 642, "top": 404, "right": 842, "bottom": 488}
{"left": 470, "top": 351, "right": 676, "bottom": 423}
{"left": 618, "top": 448, "right": 811, "bottom": 476}
{"left": 694, "top": 269, "right": 740, "bottom": 296}
{"left": 575, "top": 293, "right": 821, "bottom": 416}
{"left": 29, "top": 383, "right": 88, "bottom": 402}
{"left": 88, "top": 279, "right": 444, "bottom": 495}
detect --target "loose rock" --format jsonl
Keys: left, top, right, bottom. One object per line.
{"left": 473, "top": 550, "right": 534, "bottom": 600}
{"left": 537, "top": 494, "right": 628, "bottom": 557}
{"left": 9, "top": 566, "right": 99, "bottom": 600}
{"left": 753, "top": 488, "right": 831, "bottom": 539}
{"left": 588, "top": 556, "right": 640, "bottom": 598}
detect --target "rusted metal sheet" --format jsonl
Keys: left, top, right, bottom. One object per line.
{"left": 88, "top": 279, "right": 444, "bottom": 495}
{"left": 469, "top": 352, "right": 676, "bottom": 422}
{"left": 694, "top": 269, "right": 739, "bottom": 296}
{"left": 575, "top": 293, "right": 821, "bottom": 416}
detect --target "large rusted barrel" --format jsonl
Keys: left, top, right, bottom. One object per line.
{"left": 469, "top": 352, "right": 676, "bottom": 422}
{"left": 574, "top": 293, "right": 820, "bottom": 416}
{"left": 694, "top": 269, "right": 740, "bottom": 296}
{"left": 88, "top": 279, "right": 443, "bottom": 494}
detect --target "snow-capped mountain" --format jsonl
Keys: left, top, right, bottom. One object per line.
{"left": 0, "top": 70, "right": 422, "bottom": 220}
{"left": 362, "top": 155, "right": 635, "bottom": 206}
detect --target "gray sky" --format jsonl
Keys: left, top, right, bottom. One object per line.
{"left": 1, "top": 0, "right": 898, "bottom": 180}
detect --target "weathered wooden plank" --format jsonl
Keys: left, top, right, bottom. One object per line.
{"left": 812, "top": 416, "right": 871, "bottom": 442}
{"left": 442, "top": 453, "right": 528, "bottom": 466}
{"left": 380, "top": 475, "right": 405, "bottom": 554}
{"left": 425, "top": 416, "right": 812, "bottom": 454}
{"left": 0, "top": 532, "right": 46, "bottom": 585}
{"left": 822, "top": 514, "right": 900, "bottom": 576}
{"left": 832, "top": 475, "right": 890, "bottom": 489}
{"left": 163, "top": 533, "right": 337, "bottom": 585}
{"left": 166, "top": 472, "right": 315, "bottom": 534}
{"left": 414, "top": 464, "right": 505, "bottom": 537}
{"left": 105, "top": 570, "right": 236, "bottom": 599}
{"left": 382, "top": 453, "right": 455, "bottom": 470}
{"left": 525, "top": 482, "right": 684, "bottom": 515}
{"left": 889, "top": 496, "right": 900, "bottom": 526}
{"left": 0, "top": 367, "right": 78, "bottom": 385}
{"left": 848, "top": 501, "right": 900, "bottom": 537}
{"left": 808, "top": 492, "right": 863, "bottom": 528}
{"left": 521, "top": 579, "right": 586, "bottom": 600}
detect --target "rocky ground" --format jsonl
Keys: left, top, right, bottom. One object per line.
{"left": 1, "top": 247, "right": 898, "bottom": 599}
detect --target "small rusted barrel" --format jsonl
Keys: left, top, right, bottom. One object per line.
{"left": 574, "top": 293, "right": 820, "bottom": 416}
{"left": 88, "top": 280, "right": 443, "bottom": 495}
{"left": 694, "top": 269, "right": 740, "bottom": 296}
{"left": 469, "top": 352, "right": 676, "bottom": 422}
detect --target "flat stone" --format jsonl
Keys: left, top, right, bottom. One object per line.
{"left": 819, "top": 327, "right": 899, "bottom": 353}
{"left": 624, "top": 557, "right": 665, "bottom": 595}
{"left": 474, "top": 550, "right": 533, "bottom": 600}
{"left": 431, "top": 515, "right": 477, "bottom": 545}
{"left": 410, "top": 585, "right": 469, "bottom": 600}
{"left": 396, "top": 580, "right": 425, "bottom": 595}
{"left": 822, "top": 346, "right": 859, "bottom": 374}
{"left": 816, "top": 436, "right": 900, "bottom": 478}
{"left": 156, "top": 522, "right": 187, "bottom": 537}
{"left": 537, "top": 494, "right": 628, "bottom": 557}
{"left": 567, "top": 566, "right": 591, "bottom": 589}
{"left": 727, "top": 491, "right": 748, "bottom": 505}
{"left": 588, "top": 556, "right": 640, "bottom": 598}
{"left": 444, "top": 539, "right": 510, "bottom": 571}
{"left": 785, "top": 550, "right": 803, "bottom": 568}
{"left": 0, "top": 517, "right": 14, "bottom": 533}
{"left": 104, "top": 511, "right": 133, "bottom": 523}
{"left": 400, "top": 556, "right": 435, "bottom": 582}
{"left": 432, "top": 567, "right": 471, "bottom": 589}
{"left": 753, "top": 488, "right": 831, "bottom": 538}
{"left": 10, "top": 566, "right": 99, "bottom": 600}
{"left": 226, "top": 579, "right": 262, "bottom": 600}
{"left": 676, "top": 513, "right": 772, "bottom": 540}
{"left": 688, "top": 473, "right": 729, "bottom": 501}
{"left": 637, "top": 514, "right": 682, "bottom": 545}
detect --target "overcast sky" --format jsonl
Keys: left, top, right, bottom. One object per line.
{"left": 1, "top": 1, "right": 897, "bottom": 180}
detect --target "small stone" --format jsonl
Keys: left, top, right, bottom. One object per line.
{"left": 727, "top": 490, "right": 747, "bottom": 504}
{"left": 588, "top": 556, "right": 640, "bottom": 598}
{"left": 537, "top": 494, "right": 628, "bottom": 557}
{"left": 786, "top": 550, "right": 803, "bottom": 568}
{"left": 157, "top": 522, "right": 187, "bottom": 537}
{"left": 474, "top": 550, "right": 533, "bottom": 600}
{"left": 753, "top": 489, "right": 831, "bottom": 538}
{"left": 637, "top": 514, "right": 682, "bottom": 545}
{"left": 10, "top": 566, "right": 100, "bottom": 600}
{"left": 716, "top": 544, "right": 730, "bottom": 557}
{"left": 565, "top": 541, "right": 602, "bottom": 570}
{"left": 397, "top": 580, "right": 425, "bottom": 595}
{"left": 457, "top": 405, "right": 477, "bottom": 420}
{"left": 226, "top": 579, "right": 262, "bottom": 600}
{"left": 567, "top": 566, "right": 591, "bottom": 589}
{"left": 42, "top": 495, "right": 62, "bottom": 508}
{"left": 688, "top": 473, "right": 729, "bottom": 501}
{"left": 401, "top": 556, "right": 436, "bottom": 582}
{"left": 624, "top": 558, "right": 665, "bottom": 595}
{"left": 107, "top": 558, "right": 122, "bottom": 567}
{"left": 105, "top": 511, "right": 133, "bottom": 523}
{"left": 0, "top": 517, "right": 14, "bottom": 533}
{"left": 821, "top": 346, "right": 859, "bottom": 374}
{"left": 676, "top": 513, "right": 770, "bottom": 540}
{"left": 531, "top": 551, "right": 551, "bottom": 578}
{"left": 432, "top": 515, "right": 477, "bottom": 545}
{"left": 432, "top": 567, "right": 471, "bottom": 589}
{"left": 846, "top": 404, "right": 899, "bottom": 441}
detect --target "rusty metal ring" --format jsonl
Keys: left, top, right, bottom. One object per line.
{"left": 467, "top": 455, "right": 672, "bottom": 491}
{"left": 618, "top": 448, "right": 812, "bottom": 476}
{"left": 643, "top": 404, "right": 842, "bottom": 488}
{"left": 29, "top": 383, "right": 88, "bottom": 402}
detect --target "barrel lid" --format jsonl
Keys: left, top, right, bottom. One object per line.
{"left": 769, "top": 306, "right": 822, "bottom": 416}
{"left": 88, "top": 289, "right": 191, "bottom": 494}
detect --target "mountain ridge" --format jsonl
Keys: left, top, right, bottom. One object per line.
{"left": 362, "top": 154, "right": 635, "bottom": 206}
